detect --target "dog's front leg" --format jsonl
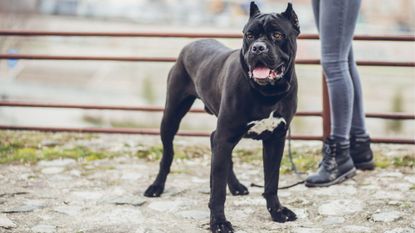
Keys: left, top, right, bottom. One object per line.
{"left": 262, "top": 134, "right": 297, "bottom": 223}
{"left": 209, "top": 132, "right": 238, "bottom": 233}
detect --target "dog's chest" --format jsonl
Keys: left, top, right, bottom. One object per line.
{"left": 246, "top": 111, "right": 286, "bottom": 138}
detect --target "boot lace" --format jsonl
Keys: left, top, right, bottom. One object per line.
{"left": 320, "top": 142, "right": 337, "bottom": 171}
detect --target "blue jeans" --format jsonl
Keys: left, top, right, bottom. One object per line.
{"left": 312, "top": 0, "right": 368, "bottom": 142}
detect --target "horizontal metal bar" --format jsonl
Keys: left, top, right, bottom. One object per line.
{"left": 366, "top": 112, "right": 415, "bottom": 120}
{"left": 0, "top": 30, "right": 245, "bottom": 38}
{"left": 0, "top": 30, "right": 414, "bottom": 41}
{"left": 0, "top": 101, "right": 201, "bottom": 113}
{"left": 370, "top": 137, "right": 415, "bottom": 144}
{"left": 2, "top": 101, "right": 415, "bottom": 120}
{"left": 0, "top": 125, "right": 413, "bottom": 144}
{"left": 0, "top": 125, "right": 322, "bottom": 141}
{"left": 0, "top": 54, "right": 414, "bottom": 67}
{"left": 0, "top": 54, "right": 177, "bottom": 62}
{"left": 0, "top": 101, "right": 322, "bottom": 117}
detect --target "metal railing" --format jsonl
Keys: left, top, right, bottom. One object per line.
{"left": 0, "top": 30, "right": 414, "bottom": 144}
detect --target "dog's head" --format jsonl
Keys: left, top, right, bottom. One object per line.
{"left": 241, "top": 2, "right": 300, "bottom": 96}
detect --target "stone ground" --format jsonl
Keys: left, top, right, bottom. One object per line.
{"left": 0, "top": 133, "right": 414, "bottom": 233}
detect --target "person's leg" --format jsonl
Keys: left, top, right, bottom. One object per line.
{"left": 348, "top": 49, "right": 375, "bottom": 170}
{"left": 306, "top": 0, "right": 361, "bottom": 187}
{"left": 348, "top": 48, "right": 367, "bottom": 136}
{"left": 319, "top": 0, "right": 362, "bottom": 143}
{"left": 311, "top": 0, "right": 320, "bottom": 30}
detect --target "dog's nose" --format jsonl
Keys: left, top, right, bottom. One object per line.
{"left": 251, "top": 42, "right": 268, "bottom": 54}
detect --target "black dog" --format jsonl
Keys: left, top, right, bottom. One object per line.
{"left": 144, "top": 2, "right": 300, "bottom": 232}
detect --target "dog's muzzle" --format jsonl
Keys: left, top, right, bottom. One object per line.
{"left": 249, "top": 63, "right": 286, "bottom": 86}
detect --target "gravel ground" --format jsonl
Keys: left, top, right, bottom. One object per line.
{"left": 0, "top": 134, "right": 414, "bottom": 233}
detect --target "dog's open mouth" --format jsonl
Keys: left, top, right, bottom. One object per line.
{"left": 250, "top": 63, "right": 286, "bottom": 85}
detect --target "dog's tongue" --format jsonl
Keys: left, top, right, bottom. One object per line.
{"left": 252, "top": 67, "right": 270, "bottom": 79}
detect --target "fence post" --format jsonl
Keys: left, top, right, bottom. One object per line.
{"left": 322, "top": 73, "right": 330, "bottom": 139}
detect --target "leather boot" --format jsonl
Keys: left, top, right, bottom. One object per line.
{"left": 305, "top": 137, "right": 356, "bottom": 187}
{"left": 350, "top": 135, "right": 375, "bottom": 170}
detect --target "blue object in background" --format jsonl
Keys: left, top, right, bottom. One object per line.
{"left": 7, "top": 49, "right": 18, "bottom": 69}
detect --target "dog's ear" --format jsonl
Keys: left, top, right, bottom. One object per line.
{"left": 282, "top": 3, "right": 300, "bottom": 34}
{"left": 250, "top": 1, "right": 260, "bottom": 18}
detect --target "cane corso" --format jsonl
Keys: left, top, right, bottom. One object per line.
{"left": 144, "top": 2, "right": 300, "bottom": 232}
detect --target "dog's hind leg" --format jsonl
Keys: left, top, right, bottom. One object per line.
{"left": 228, "top": 160, "right": 249, "bottom": 196}
{"left": 144, "top": 64, "right": 196, "bottom": 197}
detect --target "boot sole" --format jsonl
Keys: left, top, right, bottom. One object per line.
{"left": 305, "top": 167, "right": 357, "bottom": 188}
{"left": 354, "top": 160, "right": 375, "bottom": 170}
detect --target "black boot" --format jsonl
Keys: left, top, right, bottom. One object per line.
{"left": 305, "top": 137, "right": 356, "bottom": 187}
{"left": 350, "top": 135, "right": 375, "bottom": 170}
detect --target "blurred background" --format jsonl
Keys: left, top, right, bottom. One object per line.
{"left": 0, "top": 0, "right": 414, "bottom": 139}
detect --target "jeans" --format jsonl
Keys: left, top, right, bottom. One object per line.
{"left": 312, "top": 0, "right": 368, "bottom": 142}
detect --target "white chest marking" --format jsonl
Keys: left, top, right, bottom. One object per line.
{"left": 247, "top": 111, "right": 286, "bottom": 135}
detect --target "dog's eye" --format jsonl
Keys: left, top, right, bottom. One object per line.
{"left": 273, "top": 32, "right": 284, "bottom": 40}
{"left": 246, "top": 33, "right": 254, "bottom": 40}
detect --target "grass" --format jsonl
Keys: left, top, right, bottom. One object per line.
{"left": 0, "top": 131, "right": 113, "bottom": 164}
{"left": 0, "top": 145, "right": 117, "bottom": 164}
{"left": 131, "top": 143, "right": 415, "bottom": 174}
{"left": 134, "top": 144, "right": 210, "bottom": 161}
{"left": 233, "top": 147, "right": 321, "bottom": 174}
{"left": 135, "top": 145, "right": 164, "bottom": 161}
{"left": 392, "top": 155, "right": 415, "bottom": 167}
{"left": 373, "top": 152, "right": 415, "bottom": 169}
{"left": 0, "top": 131, "right": 414, "bottom": 174}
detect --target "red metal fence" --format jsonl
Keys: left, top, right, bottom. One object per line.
{"left": 0, "top": 30, "right": 414, "bottom": 144}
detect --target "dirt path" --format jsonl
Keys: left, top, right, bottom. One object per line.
{"left": 0, "top": 133, "right": 414, "bottom": 233}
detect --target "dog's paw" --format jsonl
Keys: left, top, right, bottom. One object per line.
{"left": 270, "top": 206, "right": 297, "bottom": 223}
{"left": 229, "top": 182, "right": 249, "bottom": 196}
{"left": 210, "top": 221, "right": 234, "bottom": 233}
{"left": 143, "top": 184, "right": 164, "bottom": 197}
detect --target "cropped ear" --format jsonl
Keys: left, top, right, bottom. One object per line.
{"left": 282, "top": 3, "right": 300, "bottom": 34}
{"left": 250, "top": 1, "right": 260, "bottom": 18}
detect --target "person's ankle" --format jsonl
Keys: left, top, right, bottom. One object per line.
{"left": 328, "top": 135, "right": 349, "bottom": 146}
{"left": 350, "top": 133, "right": 370, "bottom": 140}
{"left": 349, "top": 133, "right": 375, "bottom": 170}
